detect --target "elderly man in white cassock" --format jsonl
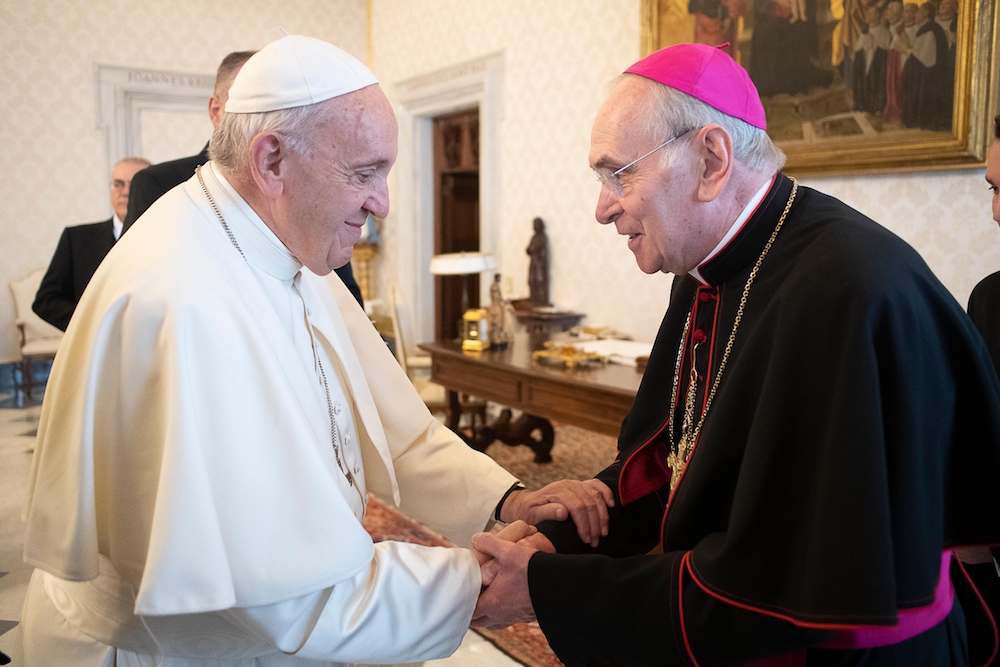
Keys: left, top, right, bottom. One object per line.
{"left": 19, "top": 35, "right": 613, "bottom": 666}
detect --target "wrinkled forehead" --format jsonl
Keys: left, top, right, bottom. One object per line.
{"left": 316, "top": 86, "right": 398, "bottom": 162}
{"left": 986, "top": 141, "right": 1000, "bottom": 177}
{"left": 590, "top": 78, "right": 657, "bottom": 164}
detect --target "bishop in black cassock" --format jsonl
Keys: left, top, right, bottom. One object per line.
{"left": 473, "top": 43, "right": 1000, "bottom": 667}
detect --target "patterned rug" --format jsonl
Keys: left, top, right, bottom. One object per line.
{"left": 362, "top": 422, "right": 619, "bottom": 667}
{"left": 479, "top": 421, "right": 618, "bottom": 491}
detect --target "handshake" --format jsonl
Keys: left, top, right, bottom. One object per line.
{"left": 470, "top": 478, "right": 614, "bottom": 630}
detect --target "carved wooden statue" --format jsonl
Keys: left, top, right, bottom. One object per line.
{"left": 526, "top": 217, "right": 550, "bottom": 306}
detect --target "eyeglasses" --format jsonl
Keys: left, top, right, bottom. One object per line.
{"left": 110, "top": 180, "right": 131, "bottom": 191}
{"left": 593, "top": 128, "right": 692, "bottom": 197}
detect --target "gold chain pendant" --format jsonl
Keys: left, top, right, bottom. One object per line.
{"left": 667, "top": 435, "right": 687, "bottom": 492}
{"left": 664, "top": 179, "right": 798, "bottom": 498}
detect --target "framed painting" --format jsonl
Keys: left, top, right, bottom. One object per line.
{"left": 640, "top": 0, "right": 999, "bottom": 175}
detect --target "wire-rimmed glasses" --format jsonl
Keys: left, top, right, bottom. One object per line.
{"left": 593, "top": 128, "right": 692, "bottom": 197}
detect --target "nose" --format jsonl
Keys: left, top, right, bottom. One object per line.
{"left": 366, "top": 180, "right": 390, "bottom": 219}
{"left": 594, "top": 186, "right": 621, "bottom": 226}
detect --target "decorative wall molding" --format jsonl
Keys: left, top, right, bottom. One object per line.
{"left": 390, "top": 51, "right": 505, "bottom": 344}
{"left": 94, "top": 64, "right": 213, "bottom": 179}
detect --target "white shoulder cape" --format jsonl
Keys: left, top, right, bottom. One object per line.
{"left": 22, "top": 174, "right": 515, "bottom": 616}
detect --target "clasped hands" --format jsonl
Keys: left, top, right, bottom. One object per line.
{"left": 470, "top": 478, "right": 613, "bottom": 630}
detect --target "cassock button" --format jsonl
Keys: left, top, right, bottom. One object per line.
{"left": 345, "top": 435, "right": 352, "bottom": 446}
{"left": 698, "top": 291, "right": 714, "bottom": 302}
{"left": 353, "top": 462, "right": 361, "bottom": 475}
{"left": 334, "top": 403, "right": 342, "bottom": 415}
{"left": 693, "top": 329, "right": 707, "bottom": 343}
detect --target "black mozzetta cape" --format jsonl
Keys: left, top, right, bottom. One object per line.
{"left": 531, "top": 175, "right": 1000, "bottom": 666}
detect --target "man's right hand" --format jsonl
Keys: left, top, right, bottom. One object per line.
{"left": 499, "top": 479, "right": 614, "bottom": 548}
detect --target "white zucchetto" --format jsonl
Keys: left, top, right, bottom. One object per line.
{"left": 225, "top": 35, "right": 378, "bottom": 114}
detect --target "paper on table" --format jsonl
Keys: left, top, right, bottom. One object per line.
{"left": 573, "top": 339, "right": 654, "bottom": 367}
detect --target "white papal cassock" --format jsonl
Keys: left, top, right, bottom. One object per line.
{"left": 20, "top": 162, "right": 516, "bottom": 666}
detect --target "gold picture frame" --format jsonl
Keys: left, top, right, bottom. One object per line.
{"left": 640, "top": 0, "right": 999, "bottom": 176}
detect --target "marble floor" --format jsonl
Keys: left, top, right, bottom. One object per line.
{"left": 0, "top": 388, "right": 518, "bottom": 666}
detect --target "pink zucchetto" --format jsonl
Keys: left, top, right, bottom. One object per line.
{"left": 625, "top": 43, "right": 767, "bottom": 130}
{"left": 225, "top": 35, "right": 378, "bottom": 114}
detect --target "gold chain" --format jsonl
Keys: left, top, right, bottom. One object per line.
{"left": 196, "top": 166, "right": 356, "bottom": 491}
{"left": 667, "top": 179, "right": 798, "bottom": 493}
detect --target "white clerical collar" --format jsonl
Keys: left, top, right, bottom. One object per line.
{"left": 205, "top": 162, "right": 301, "bottom": 281}
{"left": 113, "top": 214, "right": 123, "bottom": 240}
{"left": 689, "top": 174, "right": 776, "bottom": 286}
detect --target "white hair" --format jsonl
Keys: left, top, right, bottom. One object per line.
{"left": 209, "top": 99, "right": 335, "bottom": 179}
{"left": 623, "top": 74, "right": 786, "bottom": 173}
{"left": 115, "top": 156, "right": 151, "bottom": 170}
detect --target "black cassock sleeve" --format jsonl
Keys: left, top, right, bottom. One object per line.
{"left": 533, "top": 467, "right": 834, "bottom": 667}
{"left": 528, "top": 547, "right": 836, "bottom": 667}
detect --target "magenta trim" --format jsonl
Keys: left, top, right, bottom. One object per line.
{"left": 741, "top": 653, "right": 806, "bottom": 667}
{"left": 820, "top": 551, "right": 954, "bottom": 649}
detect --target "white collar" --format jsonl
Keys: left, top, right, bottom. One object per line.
{"left": 204, "top": 162, "right": 301, "bottom": 281}
{"left": 688, "top": 174, "right": 775, "bottom": 286}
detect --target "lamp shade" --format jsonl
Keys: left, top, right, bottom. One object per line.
{"left": 428, "top": 251, "right": 496, "bottom": 275}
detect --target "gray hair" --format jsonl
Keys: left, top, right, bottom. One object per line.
{"left": 209, "top": 100, "right": 332, "bottom": 178}
{"left": 625, "top": 74, "right": 786, "bottom": 173}
{"left": 115, "top": 156, "right": 151, "bottom": 170}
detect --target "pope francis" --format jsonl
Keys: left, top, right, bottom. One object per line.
{"left": 19, "top": 35, "right": 612, "bottom": 666}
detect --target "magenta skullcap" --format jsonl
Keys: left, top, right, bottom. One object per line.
{"left": 625, "top": 43, "right": 767, "bottom": 130}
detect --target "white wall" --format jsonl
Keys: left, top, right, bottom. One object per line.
{"left": 370, "top": 0, "right": 999, "bottom": 345}
{"left": 0, "top": 0, "right": 367, "bottom": 361}
{"left": 2, "top": 0, "right": 996, "bottom": 359}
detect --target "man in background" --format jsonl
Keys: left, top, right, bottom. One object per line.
{"left": 32, "top": 156, "right": 150, "bottom": 330}
{"left": 124, "top": 49, "right": 363, "bottom": 306}
{"left": 473, "top": 43, "right": 1000, "bottom": 666}
{"left": 963, "top": 114, "right": 1000, "bottom": 667}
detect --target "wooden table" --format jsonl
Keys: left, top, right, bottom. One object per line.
{"left": 418, "top": 333, "right": 642, "bottom": 442}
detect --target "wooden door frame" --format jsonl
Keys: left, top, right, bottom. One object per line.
{"left": 392, "top": 52, "right": 504, "bottom": 346}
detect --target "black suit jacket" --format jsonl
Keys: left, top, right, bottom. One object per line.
{"left": 123, "top": 145, "right": 210, "bottom": 231}
{"left": 124, "top": 144, "right": 365, "bottom": 307}
{"left": 32, "top": 218, "right": 116, "bottom": 331}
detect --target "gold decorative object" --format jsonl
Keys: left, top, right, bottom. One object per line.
{"left": 351, "top": 243, "right": 377, "bottom": 305}
{"left": 462, "top": 308, "right": 491, "bottom": 352}
{"left": 532, "top": 341, "right": 604, "bottom": 368}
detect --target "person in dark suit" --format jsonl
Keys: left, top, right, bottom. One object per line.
{"left": 964, "top": 114, "right": 1000, "bottom": 667}
{"left": 125, "top": 50, "right": 365, "bottom": 307}
{"left": 122, "top": 51, "right": 254, "bottom": 234}
{"left": 33, "top": 157, "right": 150, "bottom": 331}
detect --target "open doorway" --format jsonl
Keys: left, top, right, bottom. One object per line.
{"left": 433, "top": 108, "right": 480, "bottom": 341}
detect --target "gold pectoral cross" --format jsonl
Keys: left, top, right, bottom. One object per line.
{"left": 667, "top": 434, "right": 689, "bottom": 493}
{"left": 668, "top": 339, "right": 702, "bottom": 494}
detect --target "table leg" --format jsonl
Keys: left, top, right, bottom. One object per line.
{"left": 474, "top": 408, "right": 554, "bottom": 463}
{"left": 446, "top": 389, "right": 461, "bottom": 432}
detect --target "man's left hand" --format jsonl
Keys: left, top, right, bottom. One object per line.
{"left": 499, "top": 479, "right": 614, "bottom": 548}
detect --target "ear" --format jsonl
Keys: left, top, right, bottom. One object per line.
{"left": 694, "top": 124, "right": 733, "bottom": 202}
{"left": 247, "top": 132, "right": 286, "bottom": 199}
{"left": 207, "top": 95, "right": 225, "bottom": 128}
